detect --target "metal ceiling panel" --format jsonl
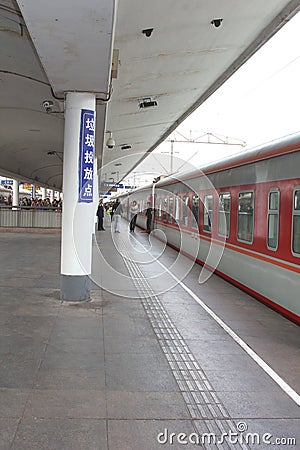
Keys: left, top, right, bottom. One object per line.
{"left": 0, "top": 0, "right": 299, "bottom": 189}
{"left": 16, "top": 0, "right": 115, "bottom": 97}
{"left": 103, "top": 0, "right": 300, "bottom": 182}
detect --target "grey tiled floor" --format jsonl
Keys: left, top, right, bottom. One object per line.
{"left": 0, "top": 225, "right": 299, "bottom": 449}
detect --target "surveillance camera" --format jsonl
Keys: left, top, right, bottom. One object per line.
{"left": 142, "top": 28, "right": 154, "bottom": 38}
{"left": 211, "top": 18, "right": 223, "bottom": 28}
{"left": 106, "top": 138, "right": 115, "bottom": 149}
{"left": 106, "top": 132, "right": 115, "bottom": 149}
{"left": 42, "top": 100, "right": 53, "bottom": 112}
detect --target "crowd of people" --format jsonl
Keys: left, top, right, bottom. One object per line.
{"left": 1, "top": 192, "right": 154, "bottom": 233}
{"left": 97, "top": 199, "right": 123, "bottom": 232}
{"left": 0, "top": 194, "right": 62, "bottom": 211}
{"left": 0, "top": 194, "right": 11, "bottom": 206}
{"left": 19, "top": 197, "right": 62, "bottom": 210}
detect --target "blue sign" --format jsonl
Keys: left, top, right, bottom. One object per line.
{"left": 1, "top": 179, "right": 13, "bottom": 185}
{"left": 78, "top": 109, "right": 95, "bottom": 203}
{"left": 100, "top": 182, "right": 124, "bottom": 189}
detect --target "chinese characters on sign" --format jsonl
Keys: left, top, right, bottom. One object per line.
{"left": 78, "top": 109, "right": 95, "bottom": 202}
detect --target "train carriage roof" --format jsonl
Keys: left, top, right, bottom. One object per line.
{"left": 154, "top": 131, "right": 300, "bottom": 187}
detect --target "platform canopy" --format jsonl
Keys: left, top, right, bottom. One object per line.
{"left": 1, "top": 0, "right": 299, "bottom": 190}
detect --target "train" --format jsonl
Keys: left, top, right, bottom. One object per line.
{"left": 119, "top": 132, "right": 300, "bottom": 325}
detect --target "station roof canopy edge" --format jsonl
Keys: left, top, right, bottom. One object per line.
{"left": 1, "top": 0, "right": 299, "bottom": 190}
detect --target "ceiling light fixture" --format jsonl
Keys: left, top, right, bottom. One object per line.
{"left": 211, "top": 18, "right": 223, "bottom": 28}
{"left": 142, "top": 28, "right": 154, "bottom": 38}
{"left": 139, "top": 97, "right": 158, "bottom": 109}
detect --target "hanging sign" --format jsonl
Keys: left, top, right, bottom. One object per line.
{"left": 1, "top": 179, "right": 13, "bottom": 185}
{"left": 78, "top": 109, "right": 95, "bottom": 203}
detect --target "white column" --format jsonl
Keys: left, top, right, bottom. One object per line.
{"left": 60, "top": 92, "right": 96, "bottom": 301}
{"left": 49, "top": 189, "right": 54, "bottom": 203}
{"left": 12, "top": 179, "right": 19, "bottom": 207}
{"left": 41, "top": 187, "right": 46, "bottom": 200}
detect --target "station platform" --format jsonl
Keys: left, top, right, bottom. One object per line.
{"left": 0, "top": 217, "right": 299, "bottom": 449}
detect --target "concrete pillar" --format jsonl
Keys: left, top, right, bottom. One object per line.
{"left": 41, "top": 187, "right": 46, "bottom": 200}
{"left": 60, "top": 92, "right": 96, "bottom": 301}
{"left": 12, "top": 179, "right": 19, "bottom": 207}
{"left": 49, "top": 190, "right": 54, "bottom": 203}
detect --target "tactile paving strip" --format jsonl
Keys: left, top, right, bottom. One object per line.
{"left": 118, "top": 236, "right": 250, "bottom": 450}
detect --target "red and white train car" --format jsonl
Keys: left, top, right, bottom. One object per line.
{"left": 131, "top": 132, "right": 300, "bottom": 324}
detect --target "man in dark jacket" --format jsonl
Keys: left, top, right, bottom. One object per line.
{"left": 146, "top": 202, "right": 152, "bottom": 233}
{"left": 96, "top": 199, "right": 105, "bottom": 231}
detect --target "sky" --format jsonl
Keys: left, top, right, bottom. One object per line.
{"left": 127, "top": 11, "right": 300, "bottom": 186}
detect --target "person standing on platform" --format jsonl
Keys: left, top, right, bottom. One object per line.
{"left": 146, "top": 202, "right": 153, "bottom": 233}
{"left": 129, "top": 200, "right": 139, "bottom": 232}
{"left": 96, "top": 199, "right": 105, "bottom": 231}
{"left": 112, "top": 199, "right": 123, "bottom": 233}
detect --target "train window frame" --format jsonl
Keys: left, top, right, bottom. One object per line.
{"left": 175, "top": 194, "right": 180, "bottom": 225}
{"left": 168, "top": 194, "right": 174, "bottom": 223}
{"left": 237, "top": 190, "right": 255, "bottom": 244}
{"left": 267, "top": 188, "right": 280, "bottom": 251}
{"left": 218, "top": 192, "right": 231, "bottom": 238}
{"left": 140, "top": 198, "right": 145, "bottom": 215}
{"left": 203, "top": 194, "right": 213, "bottom": 234}
{"left": 191, "top": 194, "right": 200, "bottom": 230}
{"left": 162, "top": 196, "right": 168, "bottom": 222}
{"left": 182, "top": 194, "right": 190, "bottom": 228}
{"left": 156, "top": 197, "right": 162, "bottom": 219}
{"left": 291, "top": 186, "right": 300, "bottom": 257}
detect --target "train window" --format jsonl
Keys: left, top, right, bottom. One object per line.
{"left": 218, "top": 192, "right": 231, "bottom": 237}
{"left": 203, "top": 194, "right": 213, "bottom": 233}
{"left": 168, "top": 195, "right": 174, "bottom": 223}
{"left": 139, "top": 199, "right": 144, "bottom": 214}
{"left": 267, "top": 189, "right": 280, "bottom": 250}
{"left": 162, "top": 197, "right": 168, "bottom": 221}
{"left": 237, "top": 191, "right": 254, "bottom": 243}
{"left": 191, "top": 195, "right": 199, "bottom": 229}
{"left": 182, "top": 195, "right": 189, "bottom": 227}
{"left": 292, "top": 189, "right": 300, "bottom": 255}
{"left": 156, "top": 197, "right": 162, "bottom": 218}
